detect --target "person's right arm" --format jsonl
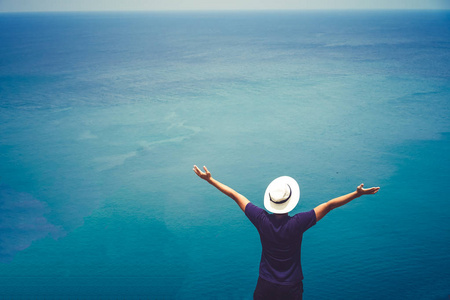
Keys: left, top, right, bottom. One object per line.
{"left": 193, "top": 165, "right": 250, "bottom": 212}
{"left": 314, "top": 184, "right": 380, "bottom": 222}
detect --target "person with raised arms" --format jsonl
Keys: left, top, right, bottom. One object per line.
{"left": 193, "top": 165, "right": 380, "bottom": 300}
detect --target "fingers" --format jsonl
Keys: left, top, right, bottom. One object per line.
{"left": 370, "top": 187, "right": 380, "bottom": 194}
{"left": 364, "top": 186, "right": 380, "bottom": 194}
{"left": 193, "top": 165, "right": 210, "bottom": 177}
{"left": 203, "top": 166, "right": 210, "bottom": 174}
{"left": 193, "top": 165, "right": 202, "bottom": 176}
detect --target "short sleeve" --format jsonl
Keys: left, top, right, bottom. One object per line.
{"left": 293, "top": 209, "right": 317, "bottom": 233}
{"left": 245, "top": 202, "right": 266, "bottom": 229}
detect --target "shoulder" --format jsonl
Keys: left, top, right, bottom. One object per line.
{"left": 293, "top": 209, "right": 316, "bottom": 218}
{"left": 245, "top": 202, "right": 266, "bottom": 216}
{"left": 245, "top": 203, "right": 268, "bottom": 224}
{"left": 292, "top": 209, "right": 317, "bottom": 231}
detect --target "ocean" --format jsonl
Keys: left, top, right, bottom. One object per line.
{"left": 0, "top": 10, "right": 449, "bottom": 299}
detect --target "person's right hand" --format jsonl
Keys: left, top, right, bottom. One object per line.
{"left": 193, "top": 165, "right": 212, "bottom": 181}
{"left": 356, "top": 183, "right": 380, "bottom": 195}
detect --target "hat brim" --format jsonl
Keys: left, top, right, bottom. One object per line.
{"left": 264, "top": 176, "right": 300, "bottom": 214}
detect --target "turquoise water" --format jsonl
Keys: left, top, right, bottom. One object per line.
{"left": 0, "top": 11, "right": 449, "bottom": 299}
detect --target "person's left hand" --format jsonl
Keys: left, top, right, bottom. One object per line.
{"left": 356, "top": 183, "right": 380, "bottom": 195}
{"left": 193, "top": 165, "right": 212, "bottom": 181}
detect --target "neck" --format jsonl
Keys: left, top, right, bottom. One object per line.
{"left": 274, "top": 213, "right": 288, "bottom": 219}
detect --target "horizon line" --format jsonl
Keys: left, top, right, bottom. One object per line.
{"left": 1, "top": 8, "right": 449, "bottom": 14}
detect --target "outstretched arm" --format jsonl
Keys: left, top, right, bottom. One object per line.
{"left": 314, "top": 184, "right": 380, "bottom": 222}
{"left": 193, "top": 165, "right": 250, "bottom": 212}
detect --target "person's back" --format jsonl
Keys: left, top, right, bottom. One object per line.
{"left": 246, "top": 203, "right": 316, "bottom": 285}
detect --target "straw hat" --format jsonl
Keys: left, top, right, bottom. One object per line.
{"left": 264, "top": 176, "right": 300, "bottom": 214}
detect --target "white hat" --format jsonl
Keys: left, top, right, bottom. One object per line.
{"left": 264, "top": 176, "right": 300, "bottom": 214}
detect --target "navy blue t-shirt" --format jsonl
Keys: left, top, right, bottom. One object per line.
{"left": 245, "top": 202, "right": 316, "bottom": 285}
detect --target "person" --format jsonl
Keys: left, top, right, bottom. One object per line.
{"left": 193, "top": 165, "right": 380, "bottom": 300}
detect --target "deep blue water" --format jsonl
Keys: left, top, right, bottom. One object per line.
{"left": 0, "top": 11, "right": 449, "bottom": 299}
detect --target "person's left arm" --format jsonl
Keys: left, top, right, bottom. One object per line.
{"left": 193, "top": 165, "right": 250, "bottom": 212}
{"left": 314, "top": 184, "right": 380, "bottom": 222}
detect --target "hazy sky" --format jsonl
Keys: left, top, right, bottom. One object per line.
{"left": 1, "top": 0, "right": 449, "bottom": 12}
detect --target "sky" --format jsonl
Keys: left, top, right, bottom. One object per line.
{"left": 0, "top": 0, "right": 449, "bottom": 12}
